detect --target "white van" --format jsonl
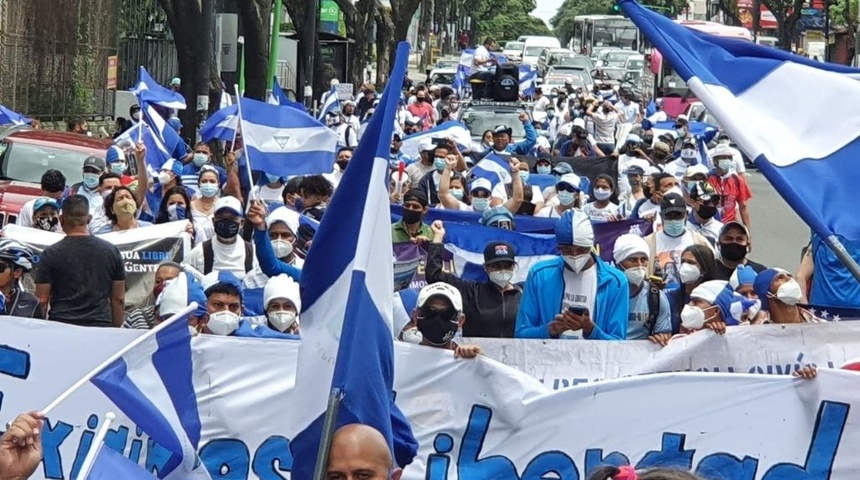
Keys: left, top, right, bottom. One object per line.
{"left": 521, "top": 36, "right": 561, "bottom": 65}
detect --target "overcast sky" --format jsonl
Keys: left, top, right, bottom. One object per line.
{"left": 531, "top": 0, "right": 565, "bottom": 27}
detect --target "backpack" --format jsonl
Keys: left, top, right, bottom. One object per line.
{"left": 202, "top": 239, "right": 254, "bottom": 275}
{"left": 644, "top": 283, "right": 662, "bottom": 336}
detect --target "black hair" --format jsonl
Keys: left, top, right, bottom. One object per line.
{"left": 684, "top": 244, "right": 718, "bottom": 283}
{"left": 206, "top": 283, "right": 243, "bottom": 302}
{"left": 197, "top": 167, "right": 220, "bottom": 187}
{"left": 587, "top": 466, "right": 704, "bottom": 480}
{"left": 68, "top": 117, "right": 86, "bottom": 132}
{"left": 60, "top": 195, "right": 89, "bottom": 227}
{"left": 104, "top": 186, "right": 138, "bottom": 225}
{"left": 41, "top": 169, "right": 66, "bottom": 194}
{"left": 653, "top": 172, "right": 676, "bottom": 191}
{"left": 590, "top": 173, "right": 618, "bottom": 204}
{"left": 155, "top": 186, "right": 193, "bottom": 225}
{"left": 99, "top": 172, "right": 122, "bottom": 186}
{"left": 299, "top": 175, "right": 334, "bottom": 198}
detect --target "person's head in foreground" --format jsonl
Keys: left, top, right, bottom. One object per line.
{"left": 588, "top": 465, "right": 705, "bottom": 480}
{"left": 326, "top": 423, "right": 402, "bottom": 480}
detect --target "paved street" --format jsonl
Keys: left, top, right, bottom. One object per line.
{"left": 745, "top": 169, "right": 808, "bottom": 271}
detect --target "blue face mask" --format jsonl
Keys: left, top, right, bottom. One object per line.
{"left": 167, "top": 203, "right": 186, "bottom": 221}
{"left": 537, "top": 165, "right": 551, "bottom": 175}
{"left": 199, "top": 183, "right": 220, "bottom": 198}
{"left": 518, "top": 170, "right": 530, "bottom": 183}
{"left": 471, "top": 197, "right": 490, "bottom": 211}
{"left": 266, "top": 173, "right": 281, "bottom": 184}
{"left": 450, "top": 189, "right": 464, "bottom": 200}
{"left": 663, "top": 219, "right": 687, "bottom": 237}
{"left": 193, "top": 153, "right": 208, "bottom": 167}
{"left": 82, "top": 172, "right": 99, "bottom": 189}
{"left": 434, "top": 157, "right": 447, "bottom": 172}
{"left": 557, "top": 191, "right": 576, "bottom": 206}
{"left": 110, "top": 162, "right": 126, "bottom": 175}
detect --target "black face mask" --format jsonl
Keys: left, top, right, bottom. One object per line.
{"left": 696, "top": 204, "right": 718, "bottom": 220}
{"left": 720, "top": 242, "right": 748, "bottom": 262}
{"left": 336, "top": 160, "right": 349, "bottom": 171}
{"left": 402, "top": 209, "right": 423, "bottom": 225}
{"left": 417, "top": 307, "right": 459, "bottom": 345}
{"left": 390, "top": 147, "right": 399, "bottom": 154}
{"left": 214, "top": 218, "right": 240, "bottom": 239}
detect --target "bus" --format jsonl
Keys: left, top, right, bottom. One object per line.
{"left": 648, "top": 20, "right": 752, "bottom": 116}
{"left": 568, "top": 15, "right": 640, "bottom": 57}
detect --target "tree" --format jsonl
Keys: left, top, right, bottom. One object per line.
{"left": 331, "top": 0, "right": 376, "bottom": 86}
{"left": 830, "top": 0, "right": 858, "bottom": 60}
{"left": 761, "top": 0, "right": 806, "bottom": 48}
{"left": 551, "top": 0, "right": 613, "bottom": 45}
{"left": 236, "top": 0, "right": 274, "bottom": 100}
{"left": 463, "top": 0, "right": 552, "bottom": 42}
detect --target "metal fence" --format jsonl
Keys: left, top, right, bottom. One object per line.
{"left": 117, "top": 0, "right": 178, "bottom": 92}
{"left": 0, "top": 0, "right": 121, "bottom": 121}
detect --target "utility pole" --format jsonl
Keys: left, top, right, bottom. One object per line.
{"left": 303, "top": 0, "right": 318, "bottom": 107}
{"left": 198, "top": 0, "right": 215, "bottom": 131}
{"left": 824, "top": 0, "right": 831, "bottom": 61}
{"left": 268, "top": 0, "right": 283, "bottom": 93}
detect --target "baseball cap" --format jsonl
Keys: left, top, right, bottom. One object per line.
{"left": 418, "top": 137, "right": 435, "bottom": 153}
{"left": 105, "top": 146, "right": 126, "bottom": 164}
{"left": 681, "top": 139, "right": 696, "bottom": 148}
{"left": 170, "top": 77, "right": 181, "bottom": 86}
{"left": 684, "top": 164, "right": 710, "bottom": 179}
{"left": 557, "top": 173, "right": 581, "bottom": 190}
{"left": 202, "top": 270, "right": 244, "bottom": 297}
{"left": 626, "top": 133, "right": 642, "bottom": 144}
{"left": 653, "top": 142, "right": 672, "bottom": 154}
{"left": 480, "top": 206, "right": 514, "bottom": 227}
{"left": 688, "top": 181, "right": 717, "bottom": 201}
{"left": 483, "top": 241, "right": 516, "bottom": 265}
{"left": 493, "top": 125, "right": 513, "bottom": 136}
{"left": 552, "top": 162, "right": 574, "bottom": 175}
{"left": 572, "top": 118, "right": 586, "bottom": 129}
{"left": 33, "top": 197, "right": 59, "bottom": 213}
{"left": 660, "top": 192, "right": 686, "bottom": 214}
{"left": 392, "top": 133, "right": 402, "bottom": 142}
{"left": 214, "top": 196, "right": 243, "bottom": 216}
{"left": 83, "top": 156, "right": 106, "bottom": 171}
{"left": 470, "top": 178, "right": 492, "bottom": 194}
{"left": 720, "top": 220, "right": 750, "bottom": 239}
{"left": 712, "top": 143, "right": 734, "bottom": 158}
{"left": 417, "top": 282, "right": 463, "bottom": 312}
{"left": 624, "top": 165, "right": 646, "bottom": 176}
{"left": 555, "top": 209, "right": 594, "bottom": 247}
{"left": 267, "top": 206, "right": 300, "bottom": 235}
{"left": 161, "top": 158, "right": 184, "bottom": 177}
{"left": 402, "top": 189, "right": 429, "bottom": 207}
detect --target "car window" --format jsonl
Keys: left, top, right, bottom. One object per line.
{"left": 431, "top": 73, "right": 455, "bottom": 85}
{"left": 461, "top": 109, "right": 527, "bottom": 140}
{"left": 626, "top": 58, "right": 644, "bottom": 69}
{"left": 0, "top": 141, "right": 97, "bottom": 185}
{"left": 524, "top": 47, "right": 545, "bottom": 56}
{"left": 505, "top": 42, "right": 524, "bottom": 51}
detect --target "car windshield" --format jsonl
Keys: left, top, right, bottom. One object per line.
{"left": 461, "top": 109, "right": 526, "bottom": 140}
{"left": 545, "top": 74, "right": 586, "bottom": 89}
{"left": 626, "top": 58, "right": 644, "bottom": 70}
{"left": 552, "top": 55, "right": 590, "bottom": 69}
{"left": 0, "top": 141, "right": 94, "bottom": 184}
{"left": 435, "top": 61, "right": 457, "bottom": 69}
{"left": 431, "top": 73, "right": 455, "bottom": 85}
{"left": 504, "top": 42, "right": 524, "bottom": 51}
{"left": 524, "top": 46, "right": 545, "bottom": 56}
{"left": 606, "top": 52, "right": 634, "bottom": 66}
{"left": 601, "top": 69, "right": 626, "bottom": 81}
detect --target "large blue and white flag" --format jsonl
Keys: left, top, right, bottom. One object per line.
{"left": 130, "top": 67, "right": 187, "bottom": 110}
{"left": 471, "top": 151, "right": 513, "bottom": 186}
{"left": 87, "top": 443, "right": 156, "bottom": 480}
{"left": 238, "top": 96, "right": 339, "bottom": 177}
{"left": 0, "top": 104, "right": 31, "bottom": 126}
{"left": 269, "top": 76, "right": 308, "bottom": 112}
{"left": 142, "top": 104, "right": 186, "bottom": 161}
{"left": 452, "top": 49, "right": 475, "bottom": 97}
{"left": 289, "top": 42, "right": 418, "bottom": 478}
{"left": 620, "top": 0, "right": 860, "bottom": 241}
{"left": 90, "top": 319, "right": 209, "bottom": 479}
{"left": 519, "top": 64, "right": 538, "bottom": 97}
{"left": 317, "top": 85, "right": 341, "bottom": 121}
{"left": 199, "top": 104, "right": 238, "bottom": 143}
{"left": 399, "top": 120, "right": 472, "bottom": 159}
{"left": 114, "top": 122, "right": 170, "bottom": 172}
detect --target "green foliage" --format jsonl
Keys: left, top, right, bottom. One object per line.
{"left": 550, "top": 0, "right": 613, "bottom": 44}
{"left": 465, "top": 0, "right": 549, "bottom": 40}
{"left": 830, "top": 0, "right": 859, "bottom": 27}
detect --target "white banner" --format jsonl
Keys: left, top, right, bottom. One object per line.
{"left": 3, "top": 223, "right": 190, "bottom": 309}
{"left": 2, "top": 318, "right": 859, "bottom": 480}
{"left": 472, "top": 322, "right": 860, "bottom": 389}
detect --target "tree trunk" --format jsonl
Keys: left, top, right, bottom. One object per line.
{"left": 236, "top": 0, "right": 272, "bottom": 100}
{"left": 376, "top": 6, "right": 395, "bottom": 84}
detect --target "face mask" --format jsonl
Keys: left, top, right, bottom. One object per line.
{"left": 718, "top": 159, "right": 733, "bottom": 172}
{"left": 433, "top": 157, "right": 447, "bottom": 172}
{"left": 624, "top": 266, "right": 647, "bottom": 287}
{"left": 268, "top": 311, "right": 297, "bottom": 332}
{"left": 719, "top": 242, "right": 748, "bottom": 262}
{"left": 110, "top": 162, "right": 127, "bottom": 175}
{"left": 680, "top": 304, "right": 714, "bottom": 330}
{"left": 450, "top": 189, "right": 464, "bottom": 200}
{"left": 214, "top": 218, "right": 240, "bottom": 239}
{"left": 774, "top": 279, "right": 803, "bottom": 305}
{"left": 747, "top": 298, "right": 762, "bottom": 319}
{"left": 663, "top": 219, "right": 686, "bottom": 238}
{"left": 193, "top": 153, "right": 208, "bottom": 167}
{"left": 518, "top": 171, "right": 530, "bottom": 183}
{"left": 207, "top": 310, "right": 240, "bottom": 336}
{"left": 488, "top": 270, "right": 514, "bottom": 287}
{"left": 676, "top": 128, "right": 686, "bottom": 138}
{"left": 336, "top": 160, "right": 350, "bottom": 171}
{"left": 563, "top": 253, "right": 590, "bottom": 273}
{"left": 401, "top": 327, "right": 423, "bottom": 344}
{"left": 471, "top": 197, "right": 490, "bottom": 212}
{"left": 35, "top": 216, "right": 59, "bottom": 232}
{"left": 678, "top": 263, "right": 702, "bottom": 284}
{"left": 558, "top": 192, "right": 574, "bottom": 207}
{"left": 629, "top": 177, "right": 641, "bottom": 188}
{"left": 696, "top": 204, "right": 718, "bottom": 220}
{"left": 114, "top": 199, "right": 137, "bottom": 216}
{"left": 157, "top": 171, "right": 172, "bottom": 185}
{"left": 547, "top": 111, "right": 555, "bottom": 119}
{"left": 167, "top": 204, "right": 186, "bottom": 221}
{"left": 265, "top": 173, "right": 282, "bottom": 185}
{"left": 681, "top": 149, "right": 696, "bottom": 163}
{"left": 537, "top": 165, "right": 552, "bottom": 175}
{"left": 401, "top": 208, "right": 423, "bottom": 225}
{"left": 417, "top": 308, "right": 459, "bottom": 345}
{"left": 593, "top": 188, "right": 612, "bottom": 201}
{"left": 82, "top": 173, "right": 100, "bottom": 189}
{"left": 101, "top": 188, "right": 114, "bottom": 199}
{"left": 199, "top": 183, "right": 220, "bottom": 198}
{"left": 132, "top": 111, "right": 141, "bottom": 121}
{"left": 271, "top": 239, "right": 294, "bottom": 258}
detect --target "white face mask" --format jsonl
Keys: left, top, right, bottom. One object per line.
{"left": 624, "top": 266, "right": 647, "bottom": 287}
{"left": 271, "top": 239, "right": 294, "bottom": 259}
{"left": 774, "top": 279, "right": 803, "bottom": 306}
{"left": 132, "top": 111, "right": 141, "bottom": 121}
{"left": 401, "top": 327, "right": 423, "bottom": 344}
{"left": 718, "top": 159, "right": 733, "bottom": 172}
{"left": 157, "top": 171, "right": 172, "bottom": 185}
{"left": 563, "top": 253, "right": 590, "bottom": 274}
{"left": 681, "top": 304, "right": 713, "bottom": 330}
{"left": 267, "top": 311, "right": 297, "bottom": 332}
{"left": 207, "top": 310, "right": 240, "bottom": 336}
{"left": 747, "top": 298, "right": 762, "bottom": 319}
{"left": 593, "top": 188, "right": 612, "bottom": 201}
{"left": 488, "top": 269, "right": 514, "bottom": 287}
{"left": 678, "top": 263, "right": 702, "bottom": 284}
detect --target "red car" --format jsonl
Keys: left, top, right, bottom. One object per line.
{"left": 0, "top": 129, "right": 109, "bottom": 225}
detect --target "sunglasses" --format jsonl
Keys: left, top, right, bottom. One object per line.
{"left": 556, "top": 184, "right": 579, "bottom": 193}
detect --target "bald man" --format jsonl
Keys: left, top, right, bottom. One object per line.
{"left": 326, "top": 424, "right": 402, "bottom": 480}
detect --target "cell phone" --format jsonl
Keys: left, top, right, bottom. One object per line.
{"left": 567, "top": 305, "right": 588, "bottom": 316}
{"left": 648, "top": 276, "right": 663, "bottom": 285}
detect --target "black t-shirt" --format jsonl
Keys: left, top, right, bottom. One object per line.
{"left": 35, "top": 235, "right": 125, "bottom": 327}
{"left": 713, "top": 258, "right": 767, "bottom": 281}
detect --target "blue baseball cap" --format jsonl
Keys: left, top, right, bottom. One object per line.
{"left": 33, "top": 197, "right": 59, "bottom": 213}
{"left": 480, "top": 206, "right": 513, "bottom": 227}
{"left": 161, "top": 158, "right": 184, "bottom": 177}
{"left": 555, "top": 209, "right": 594, "bottom": 247}
{"left": 105, "top": 146, "right": 126, "bottom": 164}
{"left": 202, "top": 270, "right": 244, "bottom": 299}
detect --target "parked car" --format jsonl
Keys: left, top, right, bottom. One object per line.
{"left": 429, "top": 68, "right": 457, "bottom": 89}
{"left": 457, "top": 100, "right": 531, "bottom": 143}
{"left": 600, "top": 49, "right": 638, "bottom": 68}
{"left": 536, "top": 48, "right": 574, "bottom": 77}
{"left": 502, "top": 41, "right": 525, "bottom": 62}
{"left": 543, "top": 67, "right": 594, "bottom": 93}
{"left": 0, "top": 129, "right": 109, "bottom": 225}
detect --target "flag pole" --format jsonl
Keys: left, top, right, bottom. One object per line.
{"left": 232, "top": 84, "right": 257, "bottom": 202}
{"left": 74, "top": 412, "right": 117, "bottom": 480}
{"left": 311, "top": 387, "right": 345, "bottom": 480}
{"left": 40, "top": 303, "right": 199, "bottom": 416}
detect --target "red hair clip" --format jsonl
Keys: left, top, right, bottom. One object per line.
{"left": 613, "top": 466, "right": 639, "bottom": 480}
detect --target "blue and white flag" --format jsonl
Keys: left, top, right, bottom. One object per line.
{"left": 114, "top": 122, "right": 170, "bottom": 172}
{"left": 90, "top": 319, "right": 209, "bottom": 479}
{"left": 199, "top": 104, "right": 238, "bottom": 143}
{"left": 87, "top": 444, "right": 156, "bottom": 480}
{"left": 317, "top": 85, "right": 341, "bottom": 121}
{"left": 238, "top": 96, "right": 339, "bottom": 177}
{"left": 269, "top": 76, "right": 308, "bottom": 112}
{"left": 620, "top": 0, "right": 860, "bottom": 241}
{"left": 453, "top": 49, "right": 475, "bottom": 97}
{"left": 399, "top": 120, "right": 472, "bottom": 159}
{"left": 519, "top": 64, "right": 538, "bottom": 97}
{"left": 472, "top": 151, "right": 513, "bottom": 186}
{"left": 652, "top": 120, "right": 717, "bottom": 167}
{"left": 130, "top": 67, "right": 187, "bottom": 110}
{"left": 0, "top": 104, "right": 31, "bottom": 126}
{"left": 289, "top": 42, "right": 418, "bottom": 478}
{"left": 142, "top": 104, "right": 186, "bottom": 161}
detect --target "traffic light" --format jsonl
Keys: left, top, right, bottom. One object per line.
{"left": 612, "top": 3, "right": 621, "bottom": 12}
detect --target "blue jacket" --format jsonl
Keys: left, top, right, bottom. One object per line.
{"left": 253, "top": 228, "right": 302, "bottom": 281}
{"left": 505, "top": 121, "right": 538, "bottom": 155}
{"left": 514, "top": 254, "right": 629, "bottom": 340}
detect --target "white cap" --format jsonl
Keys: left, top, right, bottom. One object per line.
{"left": 684, "top": 164, "right": 710, "bottom": 178}
{"left": 263, "top": 275, "right": 301, "bottom": 311}
{"left": 330, "top": 79, "right": 340, "bottom": 86}
{"left": 572, "top": 118, "right": 586, "bottom": 129}
{"left": 418, "top": 137, "right": 435, "bottom": 153}
{"left": 712, "top": 143, "right": 734, "bottom": 159}
{"left": 417, "top": 282, "right": 463, "bottom": 312}
{"left": 690, "top": 280, "right": 730, "bottom": 305}
{"left": 214, "top": 196, "right": 243, "bottom": 216}
{"left": 267, "top": 206, "right": 300, "bottom": 235}
{"left": 613, "top": 233, "right": 650, "bottom": 264}
{"left": 157, "top": 274, "right": 188, "bottom": 318}
{"left": 557, "top": 173, "right": 581, "bottom": 190}
{"left": 470, "top": 178, "right": 492, "bottom": 193}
